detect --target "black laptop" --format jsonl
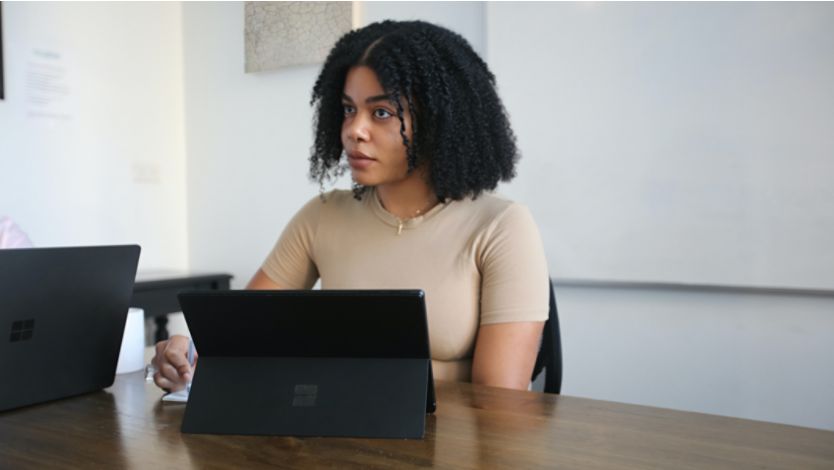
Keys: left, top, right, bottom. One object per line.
{"left": 178, "top": 290, "right": 436, "bottom": 439}
{"left": 0, "top": 245, "right": 141, "bottom": 412}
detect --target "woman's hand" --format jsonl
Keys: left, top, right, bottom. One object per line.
{"left": 148, "top": 270, "right": 281, "bottom": 393}
{"left": 151, "top": 334, "right": 197, "bottom": 392}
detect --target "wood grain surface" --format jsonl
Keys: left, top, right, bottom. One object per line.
{"left": 0, "top": 372, "right": 832, "bottom": 469}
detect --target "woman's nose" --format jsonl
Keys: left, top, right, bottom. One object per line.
{"left": 347, "top": 113, "right": 371, "bottom": 142}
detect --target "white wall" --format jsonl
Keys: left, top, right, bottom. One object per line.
{"left": 360, "top": 2, "right": 486, "bottom": 59}
{"left": 0, "top": 2, "right": 188, "bottom": 272}
{"left": 182, "top": 1, "right": 485, "bottom": 287}
{"left": 556, "top": 285, "right": 834, "bottom": 431}
{"left": 489, "top": 2, "right": 834, "bottom": 289}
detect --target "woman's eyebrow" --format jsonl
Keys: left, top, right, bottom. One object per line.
{"left": 341, "top": 93, "right": 393, "bottom": 104}
{"left": 365, "top": 94, "right": 393, "bottom": 104}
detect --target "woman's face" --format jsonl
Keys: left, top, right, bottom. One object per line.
{"left": 341, "top": 66, "right": 414, "bottom": 187}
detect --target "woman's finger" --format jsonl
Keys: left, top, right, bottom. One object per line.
{"left": 154, "top": 372, "right": 183, "bottom": 392}
{"left": 163, "top": 338, "right": 193, "bottom": 381}
{"left": 159, "top": 361, "right": 183, "bottom": 384}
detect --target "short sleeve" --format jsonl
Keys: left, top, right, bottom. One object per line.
{"left": 260, "top": 195, "right": 323, "bottom": 289}
{"left": 478, "top": 203, "right": 550, "bottom": 325}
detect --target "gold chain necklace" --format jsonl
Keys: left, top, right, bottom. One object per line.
{"left": 377, "top": 192, "right": 436, "bottom": 235}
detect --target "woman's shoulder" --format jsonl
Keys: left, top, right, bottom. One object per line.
{"left": 293, "top": 189, "right": 372, "bottom": 228}
{"left": 441, "top": 192, "right": 540, "bottom": 246}
{"left": 296, "top": 188, "right": 357, "bottom": 212}
{"left": 453, "top": 191, "right": 532, "bottom": 224}
{"left": 278, "top": 189, "right": 360, "bottom": 254}
{"left": 321, "top": 188, "right": 359, "bottom": 204}
{"left": 300, "top": 188, "right": 365, "bottom": 206}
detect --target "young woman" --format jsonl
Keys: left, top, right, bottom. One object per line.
{"left": 153, "top": 20, "right": 549, "bottom": 393}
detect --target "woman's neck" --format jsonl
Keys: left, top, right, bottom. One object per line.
{"left": 375, "top": 171, "right": 439, "bottom": 220}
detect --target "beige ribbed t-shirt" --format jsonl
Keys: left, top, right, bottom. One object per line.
{"left": 261, "top": 188, "right": 549, "bottom": 382}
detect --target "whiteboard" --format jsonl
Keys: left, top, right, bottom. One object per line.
{"left": 489, "top": 2, "right": 834, "bottom": 289}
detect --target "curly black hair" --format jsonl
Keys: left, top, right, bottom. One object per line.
{"left": 310, "top": 20, "right": 518, "bottom": 201}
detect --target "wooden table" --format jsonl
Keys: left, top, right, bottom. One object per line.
{"left": 0, "top": 372, "right": 832, "bottom": 469}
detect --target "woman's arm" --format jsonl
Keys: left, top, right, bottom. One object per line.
{"left": 246, "top": 269, "right": 284, "bottom": 290}
{"left": 471, "top": 321, "right": 545, "bottom": 390}
{"left": 472, "top": 202, "right": 550, "bottom": 391}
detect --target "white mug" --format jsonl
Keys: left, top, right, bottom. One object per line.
{"left": 116, "top": 307, "right": 145, "bottom": 374}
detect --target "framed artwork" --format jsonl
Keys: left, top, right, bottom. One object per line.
{"left": 244, "top": 1, "right": 353, "bottom": 73}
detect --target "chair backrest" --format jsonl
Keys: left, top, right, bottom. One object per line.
{"left": 530, "top": 279, "right": 563, "bottom": 394}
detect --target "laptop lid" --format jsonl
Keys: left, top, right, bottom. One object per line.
{"left": 0, "top": 245, "right": 141, "bottom": 412}
{"left": 178, "top": 290, "right": 435, "bottom": 438}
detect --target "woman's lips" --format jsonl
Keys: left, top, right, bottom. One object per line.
{"left": 347, "top": 151, "right": 375, "bottom": 170}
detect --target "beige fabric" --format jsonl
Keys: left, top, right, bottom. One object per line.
{"left": 262, "top": 188, "right": 549, "bottom": 382}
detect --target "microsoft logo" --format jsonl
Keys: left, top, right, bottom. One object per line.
{"left": 293, "top": 384, "right": 317, "bottom": 406}
{"left": 10, "top": 320, "right": 35, "bottom": 342}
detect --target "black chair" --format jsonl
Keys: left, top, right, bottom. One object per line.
{"left": 530, "top": 279, "right": 563, "bottom": 394}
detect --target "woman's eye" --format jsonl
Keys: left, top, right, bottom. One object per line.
{"left": 343, "top": 105, "right": 355, "bottom": 114}
{"left": 374, "top": 108, "right": 393, "bottom": 118}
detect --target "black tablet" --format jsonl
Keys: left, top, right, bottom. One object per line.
{"left": 178, "top": 289, "right": 436, "bottom": 439}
